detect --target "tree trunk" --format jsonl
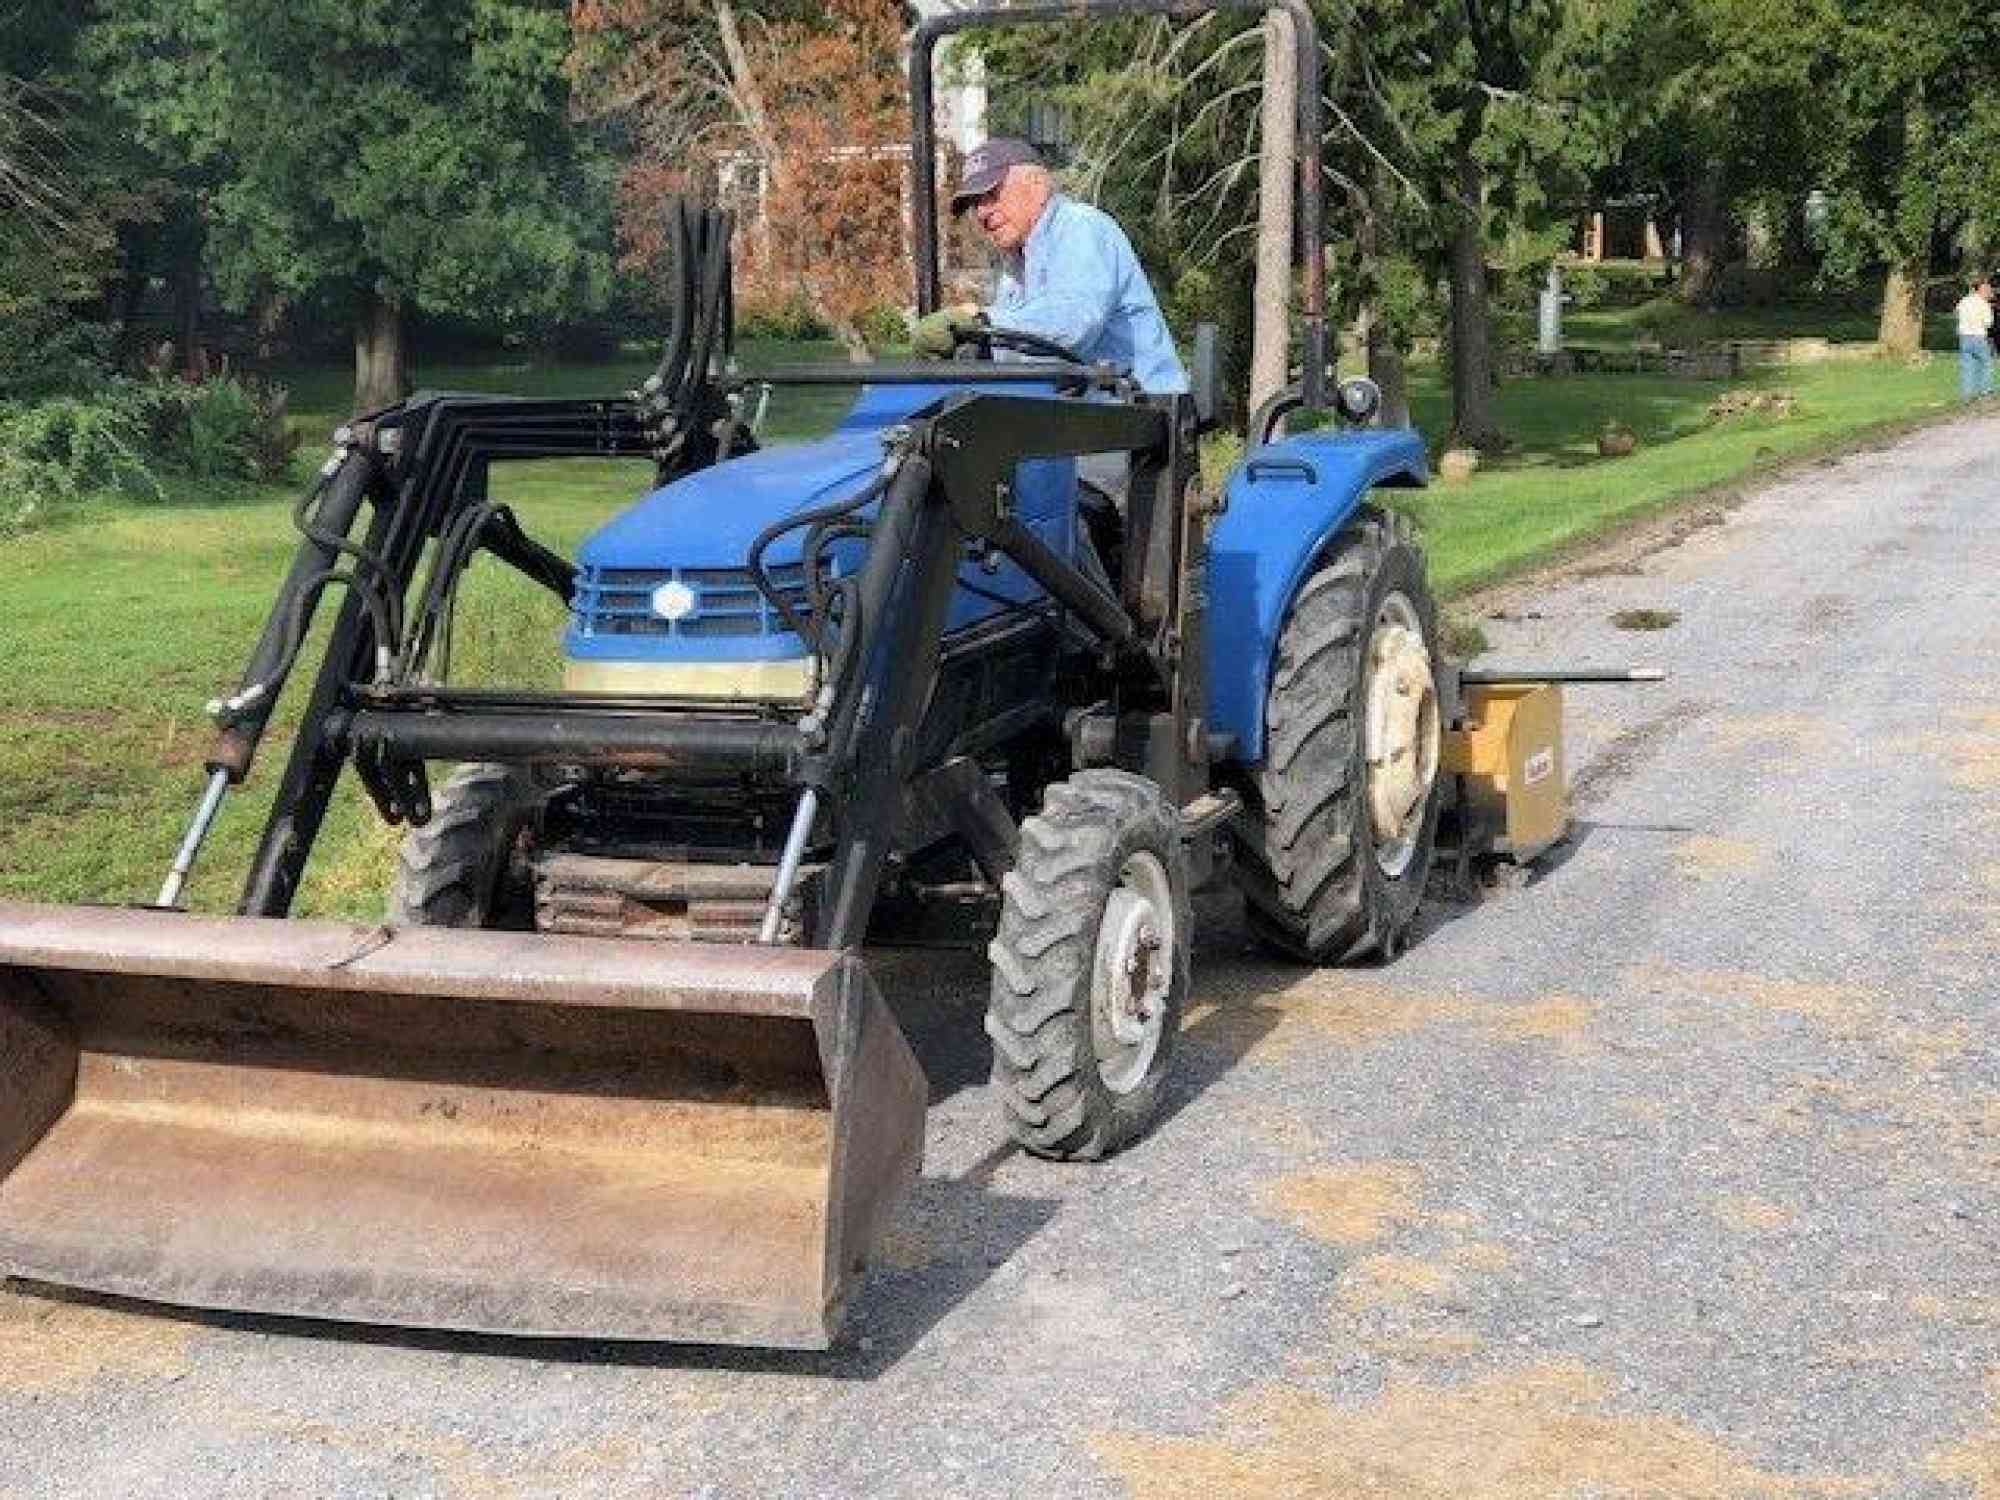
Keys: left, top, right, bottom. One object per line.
{"left": 1876, "top": 257, "right": 1926, "bottom": 357}
{"left": 1357, "top": 167, "right": 1407, "bottom": 428}
{"left": 715, "top": 1, "right": 775, "bottom": 158}
{"left": 1248, "top": 9, "right": 1297, "bottom": 418}
{"left": 1446, "top": 144, "right": 1503, "bottom": 450}
{"left": 1367, "top": 319, "right": 1409, "bottom": 431}
{"left": 1877, "top": 97, "right": 1935, "bottom": 359}
{"left": 353, "top": 286, "right": 407, "bottom": 413}
{"left": 828, "top": 308, "right": 873, "bottom": 363}
{"left": 1679, "top": 155, "right": 1729, "bottom": 308}
{"left": 175, "top": 257, "right": 203, "bottom": 380}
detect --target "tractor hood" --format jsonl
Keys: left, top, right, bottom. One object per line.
{"left": 578, "top": 428, "right": 884, "bottom": 572}
{"left": 578, "top": 379, "right": 1030, "bottom": 572}
{"left": 562, "top": 378, "right": 1076, "bottom": 697}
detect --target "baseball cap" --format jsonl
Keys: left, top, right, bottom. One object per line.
{"left": 951, "top": 138, "right": 1044, "bottom": 214}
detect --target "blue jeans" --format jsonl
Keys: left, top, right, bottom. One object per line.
{"left": 1961, "top": 336, "right": 1994, "bottom": 400}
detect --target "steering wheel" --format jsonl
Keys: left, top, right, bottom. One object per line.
{"left": 951, "top": 323, "right": 1090, "bottom": 367}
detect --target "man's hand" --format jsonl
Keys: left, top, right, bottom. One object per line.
{"left": 911, "top": 302, "right": 983, "bottom": 358}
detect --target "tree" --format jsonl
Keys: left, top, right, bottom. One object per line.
{"left": 1349, "top": 0, "right": 1609, "bottom": 450}
{"left": 84, "top": 0, "right": 613, "bottom": 411}
{"left": 0, "top": 1, "right": 165, "bottom": 396}
{"left": 1584, "top": 0, "right": 1839, "bottom": 307}
{"left": 569, "top": 0, "right": 911, "bottom": 359}
{"left": 1815, "top": 0, "right": 2000, "bottom": 355}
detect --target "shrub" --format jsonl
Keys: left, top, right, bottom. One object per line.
{"left": 133, "top": 374, "right": 300, "bottom": 481}
{"left": 0, "top": 314, "right": 117, "bottom": 402}
{"left": 735, "top": 295, "right": 831, "bottom": 342}
{"left": 853, "top": 303, "right": 909, "bottom": 349}
{"left": 1560, "top": 263, "right": 1609, "bottom": 310}
{"left": 1708, "top": 264, "right": 1785, "bottom": 309}
{"left": 0, "top": 392, "right": 160, "bottom": 534}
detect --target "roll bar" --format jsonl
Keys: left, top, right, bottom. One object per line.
{"left": 909, "top": 0, "right": 1327, "bottom": 411}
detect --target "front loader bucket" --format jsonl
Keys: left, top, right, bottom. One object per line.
{"left": 0, "top": 901, "right": 926, "bottom": 1349}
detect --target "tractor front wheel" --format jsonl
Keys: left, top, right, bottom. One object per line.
{"left": 1232, "top": 507, "right": 1443, "bottom": 963}
{"left": 986, "top": 770, "right": 1192, "bottom": 1160}
{"left": 386, "top": 763, "right": 544, "bottom": 930}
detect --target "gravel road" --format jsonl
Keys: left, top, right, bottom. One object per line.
{"left": 3, "top": 410, "right": 1997, "bottom": 1498}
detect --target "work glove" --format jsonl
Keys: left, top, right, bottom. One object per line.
{"left": 911, "top": 302, "right": 983, "bottom": 358}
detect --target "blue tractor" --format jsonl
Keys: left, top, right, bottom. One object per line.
{"left": 0, "top": 0, "right": 1461, "bottom": 1352}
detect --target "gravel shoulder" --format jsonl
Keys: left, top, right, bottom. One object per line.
{"left": 3, "top": 410, "right": 1998, "bottom": 1498}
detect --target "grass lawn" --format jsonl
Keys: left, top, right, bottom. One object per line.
{"left": 1547, "top": 299, "right": 1960, "bottom": 352}
{"left": 0, "top": 341, "right": 1971, "bottom": 917}
{"left": 1398, "top": 357, "right": 1964, "bottom": 593}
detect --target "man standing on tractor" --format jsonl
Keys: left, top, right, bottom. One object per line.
{"left": 912, "top": 138, "right": 1189, "bottom": 395}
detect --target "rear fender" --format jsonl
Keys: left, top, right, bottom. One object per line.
{"left": 1205, "top": 429, "right": 1428, "bottom": 764}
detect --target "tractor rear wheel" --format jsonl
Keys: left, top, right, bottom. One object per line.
{"left": 986, "top": 770, "right": 1191, "bottom": 1160}
{"left": 386, "top": 763, "right": 543, "bottom": 930}
{"left": 1232, "top": 507, "right": 1443, "bottom": 963}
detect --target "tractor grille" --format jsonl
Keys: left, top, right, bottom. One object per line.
{"left": 573, "top": 562, "right": 822, "bottom": 640}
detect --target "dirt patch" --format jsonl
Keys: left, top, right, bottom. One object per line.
{"left": 213, "top": 1399, "right": 708, "bottom": 1498}
{"left": 1884, "top": 709, "right": 2000, "bottom": 792}
{"left": 1479, "top": 995, "right": 1599, "bottom": 1047}
{"left": 1705, "top": 711, "right": 1836, "bottom": 758}
{"left": 1242, "top": 1106, "right": 1322, "bottom": 1154}
{"left": 1611, "top": 607, "right": 1680, "bottom": 631}
{"left": 1712, "top": 1193, "right": 1796, "bottom": 1231}
{"left": 1797, "top": 593, "right": 1857, "bottom": 636}
{"left": 1949, "top": 711, "right": 2000, "bottom": 790}
{"left": 1659, "top": 968, "right": 1969, "bottom": 1070}
{"left": 1360, "top": 1325, "right": 1488, "bottom": 1363}
{"left": 1816, "top": 1338, "right": 1919, "bottom": 1367}
{"left": 1338, "top": 1254, "right": 1457, "bottom": 1309}
{"left": 1924, "top": 1373, "right": 2000, "bottom": 1499}
{"left": 1576, "top": 559, "right": 1649, "bottom": 580}
{"left": 1449, "top": 1241, "right": 1516, "bottom": 1274}
{"left": 1617, "top": 1094, "right": 1669, "bottom": 1121}
{"left": 1263, "top": 1163, "right": 1425, "bottom": 1248}
{"left": 0, "top": 1285, "right": 194, "bottom": 1392}
{"left": 1913, "top": 1294, "right": 2000, "bottom": 1327}
{"left": 217, "top": 1403, "right": 522, "bottom": 1498}
{"left": 1181, "top": 981, "right": 1441, "bottom": 1060}
{"left": 1770, "top": 1079, "right": 2000, "bottom": 1184}
{"left": 1184, "top": 980, "right": 1602, "bottom": 1061}
{"left": 1674, "top": 835, "right": 1766, "bottom": 880}
{"left": 1090, "top": 1363, "right": 1874, "bottom": 1498}
{"left": 1678, "top": 969, "right": 1879, "bottom": 1030}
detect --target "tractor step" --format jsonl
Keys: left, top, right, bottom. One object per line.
{"left": 536, "top": 853, "right": 823, "bottom": 945}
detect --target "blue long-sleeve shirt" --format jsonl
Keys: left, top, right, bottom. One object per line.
{"left": 990, "top": 194, "right": 1189, "bottom": 394}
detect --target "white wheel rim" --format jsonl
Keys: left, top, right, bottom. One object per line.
{"left": 1090, "top": 852, "right": 1175, "bottom": 1095}
{"left": 1363, "top": 591, "right": 1441, "bottom": 879}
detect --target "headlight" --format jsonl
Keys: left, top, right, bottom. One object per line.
{"left": 1336, "top": 376, "right": 1382, "bottom": 425}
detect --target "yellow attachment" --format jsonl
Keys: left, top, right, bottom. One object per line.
{"left": 1441, "top": 682, "right": 1568, "bottom": 861}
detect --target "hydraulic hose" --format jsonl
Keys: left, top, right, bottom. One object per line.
{"left": 746, "top": 474, "right": 887, "bottom": 646}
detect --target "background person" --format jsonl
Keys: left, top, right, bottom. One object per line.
{"left": 1956, "top": 276, "right": 1994, "bottom": 399}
